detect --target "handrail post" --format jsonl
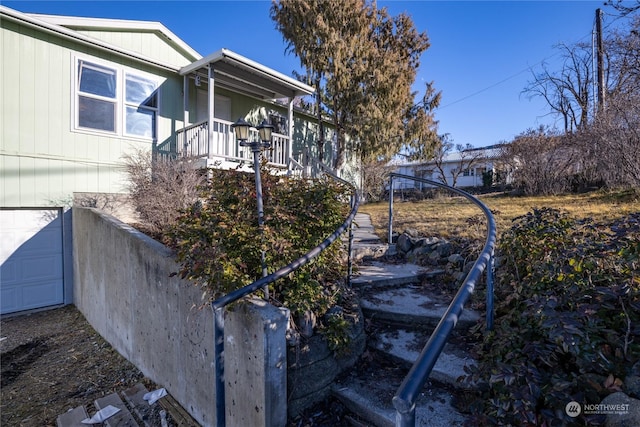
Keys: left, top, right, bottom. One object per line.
{"left": 395, "top": 405, "right": 415, "bottom": 427}
{"left": 213, "top": 306, "right": 225, "bottom": 427}
{"left": 388, "top": 175, "right": 394, "bottom": 244}
{"left": 486, "top": 249, "right": 495, "bottom": 331}
{"left": 347, "top": 193, "right": 355, "bottom": 288}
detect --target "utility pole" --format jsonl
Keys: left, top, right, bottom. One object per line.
{"left": 596, "top": 8, "right": 605, "bottom": 113}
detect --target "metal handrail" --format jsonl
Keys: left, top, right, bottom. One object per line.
{"left": 211, "top": 164, "right": 359, "bottom": 426}
{"left": 387, "top": 173, "right": 497, "bottom": 427}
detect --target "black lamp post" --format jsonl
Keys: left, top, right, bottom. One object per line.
{"left": 231, "top": 118, "right": 274, "bottom": 298}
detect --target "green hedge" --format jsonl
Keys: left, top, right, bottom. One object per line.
{"left": 168, "top": 165, "right": 352, "bottom": 324}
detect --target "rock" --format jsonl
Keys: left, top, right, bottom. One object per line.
{"left": 428, "top": 250, "right": 442, "bottom": 265}
{"left": 287, "top": 306, "right": 365, "bottom": 418}
{"left": 412, "top": 236, "right": 438, "bottom": 248}
{"left": 423, "top": 236, "right": 441, "bottom": 247}
{"left": 407, "top": 246, "right": 431, "bottom": 262}
{"left": 297, "top": 310, "right": 317, "bottom": 338}
{"left": 448, "top": 254, "right": 464, "bottom": 266}
{"left": 600, "top": 392, "right": 640, "bottom": 427}
{"left": 404, "top": 228, "right": 420, "bottom": 238}
{"left": 435, "top": 241, "right": 453, "bottom": 257}
{"left": 386, "top": 244, "right": 398, "bottom": 257}
{"left": 463, "top": 261, "right": 474, "bottom": 274}
{"left": 396, "top": 234, "right": 413, "bottom": 253}
{"left": 625, "top": 376, "right": 640, "bottom": 399}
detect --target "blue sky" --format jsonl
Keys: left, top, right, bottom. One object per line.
{"left": 4, "top": 1, "right": 634, "bottom": 148}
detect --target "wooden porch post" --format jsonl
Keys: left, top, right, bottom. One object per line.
{"left": 183, "top": 75, "right": 190, "bottom": 126}
{"left": 182, "top": 75, "right": 189, "bottom": 155}
{"left": 287, "top": 98, "right": 294, "bottom": 167}
{"left": 208, "top": 65, "right": 215, "bottom": 158}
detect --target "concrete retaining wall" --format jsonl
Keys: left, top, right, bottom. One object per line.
{"left": 72, "top": 207, "right": 363, "bottom": 426}
{"left": 72, "top": 207, "right": 216, "bottom": 426}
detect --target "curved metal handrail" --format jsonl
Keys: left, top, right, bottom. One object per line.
{"left": 211, "top": 162, "right": 359, "bottom": 426}
{"left": 387, "top": 173, "right": 497, "bottom": 427}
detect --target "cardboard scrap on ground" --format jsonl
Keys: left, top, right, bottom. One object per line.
{"left": 81, "top": 405, "right": 120, "bottom": 424}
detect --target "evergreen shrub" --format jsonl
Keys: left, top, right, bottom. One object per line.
{"left": 168, "top": 164, "right": 354, "bottom": 335}
{"left": 466, "top": 208, "right": 640, "bottom": 425}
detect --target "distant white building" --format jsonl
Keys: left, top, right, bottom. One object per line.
{"left": 391, "top": 145, "right": 512, "bottom": 190}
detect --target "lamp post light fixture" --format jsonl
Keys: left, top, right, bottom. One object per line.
{"left": 231, "top": 118, "right": 274, "bottom": 298}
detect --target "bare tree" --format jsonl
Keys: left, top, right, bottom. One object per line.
{"left": 524, "top": 42, "right": 594, "bottom": 133}
{"left": 574, "top": 16, "right": 640, "bottom": 188}
{"left": 501, "top": 127, "right": 577, "bottom": 195}
{"left": 432, "top": 139, "right": 486, "bottom": 188}
{"left": 605, "top": 0, "right": 640, "bottom": 16}
{"left": 359, "top": 159, "right": 394, "bottom": 202}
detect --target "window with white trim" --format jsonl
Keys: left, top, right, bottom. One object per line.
{"left": 124, "top": 73, "right": 157, "bottom": 138}
{"left": 74, "top": 56, "right": 159, "bottom": 140}
{"left": 77, "top": 61, "right": 117, "bottom": 132}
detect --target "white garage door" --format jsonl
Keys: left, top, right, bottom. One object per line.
{"left": 1, "top": 209, "right": 64, "bottom": 314}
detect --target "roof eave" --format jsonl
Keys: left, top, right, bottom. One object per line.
{"left": 180, "top": 48, "right": 315, "bottom": 99}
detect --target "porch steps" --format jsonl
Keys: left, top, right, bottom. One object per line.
{"left": 333, "top": 213, "right": 480, "bottom": 426}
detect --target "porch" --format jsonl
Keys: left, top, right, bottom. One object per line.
{"left": 156, "top": 118, "right": 293, "bottom": 169}
{"left": 160, "top": 49, "right": 315, "bottom": 171}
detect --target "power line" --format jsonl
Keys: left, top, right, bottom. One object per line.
{"left": 433, "top": 8, "right": 630, "bottom": 112}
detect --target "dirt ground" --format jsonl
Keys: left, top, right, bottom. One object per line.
{"left": 0, "top": 305, "right": 355, "bottom": 427}
{"left": 0, "top": 305, "right": 164, "bottom": 426}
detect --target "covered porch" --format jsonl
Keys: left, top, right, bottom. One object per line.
{"left": 158, "top": 49, "right": 315, "bottom": 170}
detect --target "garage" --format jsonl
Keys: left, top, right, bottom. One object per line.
{"left": 1, "top": 209, "right": 64, "bottom": 315}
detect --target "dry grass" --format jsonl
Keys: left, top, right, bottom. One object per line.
{"left": 359, "top": 188, "right": 640, "bottom": 242}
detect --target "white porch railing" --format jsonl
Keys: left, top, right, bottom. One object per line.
{"left": 163, "top": 119, "right": 290, "bottom": 168}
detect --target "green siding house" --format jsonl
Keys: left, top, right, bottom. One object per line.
{"left": 0, "top": 5, "right": 330, "bottom": 315}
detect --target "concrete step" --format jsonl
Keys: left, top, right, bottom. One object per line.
{"left": 359, "top": 284, "right": 480, "bottom": 330}
{"left": 351, "top": 241, "right": 390, "bottom": 262}
{"left": 344, "top": 212, "right": 472, "bottom": 426}
{"left": 352, "top": 213, "right": 383, "bottom": 242}
{"left": 370, "top": 329, "right": 476, "bottom": 389}
{"left": 350, "top": 213, "right": 391, "bottom": 261}
{"left": 352, "top": 261, "right": 444, "bottom": 288}
{"left": 332, "top": 372, "right": 465, "bottom": 427}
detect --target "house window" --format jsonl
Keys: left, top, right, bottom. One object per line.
{"left": 463, "top": 168, "right": 474, "bottom": 177}
{"left": 125, "top": 74, "right": 158, "bottom": 138}
{"left": 74, "top": 56, "right": 160, "bottom": 140}
{"left": 269, "top": 114, "right": 287, "bottom": 135}
{"left": 77, "top": 61, "right": 117, "bottom": 132}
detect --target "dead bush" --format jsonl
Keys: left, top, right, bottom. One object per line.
{"left": 123, "top": 150, "right": 206, "bottom": 236}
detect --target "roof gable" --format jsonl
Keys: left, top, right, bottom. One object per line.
{"left": 27, "top": 13, "right": 201, "bottom": 68}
